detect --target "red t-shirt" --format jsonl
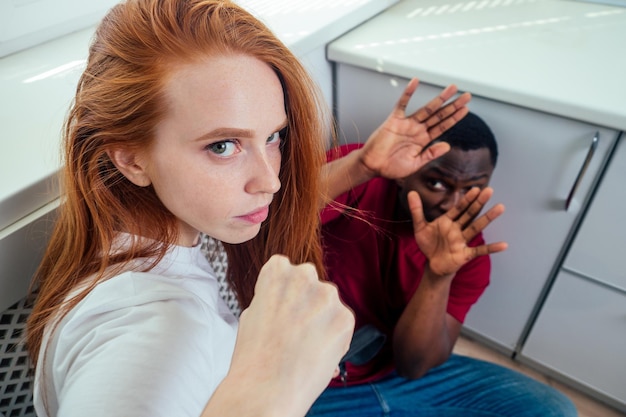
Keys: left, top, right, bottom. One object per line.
{"left": 322, "top": 144, "right": 490, "bottom": 386}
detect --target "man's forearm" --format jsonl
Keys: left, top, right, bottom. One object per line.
{"left": 321, "top": 148, "right": 376, "bottom": 204}
{"left": 392, "top": 270, "right": 459, "bottom": 379}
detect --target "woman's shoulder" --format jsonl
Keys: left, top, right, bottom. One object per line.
{"left": 67, "top": 269, "right": 226, "bottom": 329}
{"left": 36, "top": 270, "right": 237, "bottom": 417}
{"left": 44, "top": 270, "right": 238, "bottom": 380}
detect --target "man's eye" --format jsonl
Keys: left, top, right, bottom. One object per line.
{"left": 429, "top": 180, "right": 446, "bottom": 191}
{"left": 207, "top": 140, "right": 237, "bottom": 156}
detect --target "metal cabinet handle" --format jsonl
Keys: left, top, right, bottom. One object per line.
{"left": 565, "top": 131, "right": 599, "bottom": 211}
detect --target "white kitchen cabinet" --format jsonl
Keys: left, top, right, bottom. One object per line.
{"left": 521, "top": 270, "right": 626, "bottom": 411}
{"left": 332, "top": 63, "right": 619, "bottom": 353}
{"left": 0, "top": 201, "right": 58, "bottom": 312}
{"left": 520, "top": 137, "right": 626, "bottom": 412}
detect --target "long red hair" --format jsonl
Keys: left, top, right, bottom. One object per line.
{"left": 27, "top": 0, "right": 330, "bottom": 366}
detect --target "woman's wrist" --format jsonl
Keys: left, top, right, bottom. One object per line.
{"left": 203, "top": 371, "right": 286, "bottom": 417}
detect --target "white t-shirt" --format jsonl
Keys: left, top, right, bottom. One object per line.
{"left": 34, "top": 241, "right": 239, "bottom": 417}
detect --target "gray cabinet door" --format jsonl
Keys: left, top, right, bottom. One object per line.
{"left": 520, "top": 270, "right": 626, "bottom": 411}
{"left": 334, "top": 63, "right": 619, "bottom": 351}
{"left": 562, "top": 137, "right": 626, "bottom": 292}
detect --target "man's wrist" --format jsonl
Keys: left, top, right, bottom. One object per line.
{"left": 423, "top": 263, "right": 456, "bottom": 282}
{"left": 355, "top": 148, "right": 379, "bottom": 182}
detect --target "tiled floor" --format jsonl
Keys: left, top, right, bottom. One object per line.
{"left": 453, "top": 335, "right": 625, "bottom": 417}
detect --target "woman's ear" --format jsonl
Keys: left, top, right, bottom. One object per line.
{"left": 107, "top": 148, "right": 151, "bottom": 187}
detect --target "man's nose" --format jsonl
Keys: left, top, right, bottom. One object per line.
{"left": 244, "top": 152, "right": 281, "bottom": 195}
{"left": 440, "top": 191, "right": 462, "bottom": 212}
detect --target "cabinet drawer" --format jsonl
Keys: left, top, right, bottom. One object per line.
{"left": 521, "top": 270, "right": 626, "bottom": 409}
{"left": 563, "top": 136, "right": 626, "bottom": 292}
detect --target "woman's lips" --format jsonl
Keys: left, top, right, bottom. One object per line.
{"left": 237, "top": 206, "right": 270, "bottom": 224}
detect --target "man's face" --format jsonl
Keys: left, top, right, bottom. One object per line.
{"left": 397, "top": 147, "right": 494, "bottom": 222}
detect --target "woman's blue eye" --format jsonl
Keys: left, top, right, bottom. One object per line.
{"left": 267, "top": 130, "right": 282, "bottom": 144}
{"left": 207, "top": 140, "right": 237, "bottom": 156}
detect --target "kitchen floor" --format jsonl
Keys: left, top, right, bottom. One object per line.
{"left": 453, "top": 335, "right": 625, "bottom": 417}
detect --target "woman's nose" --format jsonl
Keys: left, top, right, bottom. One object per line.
{"left": 245, "top": 152, "right": 281, "bottom": 195}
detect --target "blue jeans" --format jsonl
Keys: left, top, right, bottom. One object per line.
{"left": 307, "top": 354, "right": 577, "bottom": 417}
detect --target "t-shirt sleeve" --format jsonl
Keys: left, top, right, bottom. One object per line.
{"left": 325, "top": 143, "right": 364, "bottom": 163}
{"left": 50, "top": 295, "right": 220, "bottom": 417}
{"left": 446, "top": 234, "right": 491, "bottom": 323}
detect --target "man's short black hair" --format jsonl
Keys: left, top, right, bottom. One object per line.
{"left": 434, "top": 112, "right": 498, "bottom": 167}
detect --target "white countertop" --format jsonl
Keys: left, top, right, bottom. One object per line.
{"left": 328, "top": 0, "right": 626, "bottom": 132}
{"left": 239, "top": 0, "right": 398, "bottom": 56}
{"left": 0, "top": 0, "right": 396, "bottom": 234}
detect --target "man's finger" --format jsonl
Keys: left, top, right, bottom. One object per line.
{"left": 408, "top": 191, "right": 426, "bottom": 232}
{"left": 394, "top": 78, "right": 420, "bottom": 115}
